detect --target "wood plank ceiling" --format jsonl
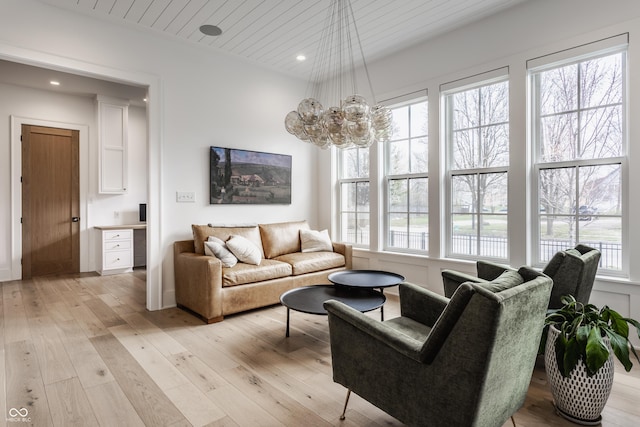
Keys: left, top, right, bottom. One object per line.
{"left": 39, "top": 0, "right": 529, "bottom": 80}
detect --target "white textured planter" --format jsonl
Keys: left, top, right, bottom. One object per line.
{"left": 544, "top": 325, "right": 614, "bottom": 425}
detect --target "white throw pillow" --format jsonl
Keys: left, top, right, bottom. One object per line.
{"left": 206, "top": 235, "right": 226, "bottom": 246}
{"left": 204, "top": 239, "right": 238, "bottom": 268}
{"left": 226, "top": 235, "right": 262, "bottom": 265}
{"left": 300, "top": 229, "right": 333, "bottom": 252}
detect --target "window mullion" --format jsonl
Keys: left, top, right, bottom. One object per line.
{"left": 577, "top": 64, "right": 583, "bottom": 157}
{"left": 575, "top": 166, "right": 580, "bottom": 242}
{"left": 477, "top": 88, "right": 483, "bottom": 168}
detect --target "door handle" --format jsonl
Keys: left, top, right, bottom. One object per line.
{"left": 71, "top": 217, "right": 80, "bottom": 222}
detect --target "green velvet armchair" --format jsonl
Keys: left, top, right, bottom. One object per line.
{"left": 324, "top": 267, "right": 553, "bottom": 427}
{"left": 442, "top": 244, "right": 601, "bottom": 310}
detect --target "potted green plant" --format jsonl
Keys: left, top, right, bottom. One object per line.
{"left": 540, "top": 295, "right": 640, "bottom": 425}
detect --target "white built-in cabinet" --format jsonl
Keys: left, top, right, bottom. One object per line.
{"left": 95, "top": 224, "right": 147, "bottom": 275}
{"left": 97, "top": 95, "right": 129, "bottom": 194}
{"left": 96, "top": 227, "right": 134, "bottom": 275}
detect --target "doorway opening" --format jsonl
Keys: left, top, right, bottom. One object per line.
{"left": 2, "top": 52, "right": 161, "bottom": 310}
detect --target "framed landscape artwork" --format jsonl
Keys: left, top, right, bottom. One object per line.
{"left": 210, "top": 146, "right": 292, "bottom": 204}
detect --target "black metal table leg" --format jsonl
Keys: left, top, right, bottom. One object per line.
{"left": 286, "top": 307, "right": 290, "bottom": 337}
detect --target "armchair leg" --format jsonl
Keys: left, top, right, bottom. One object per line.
{"left": 339, "top": 389, "right": 351, "bottom": 420}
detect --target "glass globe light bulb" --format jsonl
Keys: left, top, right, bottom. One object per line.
{"left": 310, "top": 133, "right": 330, "bottom": 148}
{"left": 295, "top": 128, "right": 310, "bottom": 141}
{"left": 284, "top": 111, "right": 304, "bottom": 135}
{"left": 297, "top": 98, "right": 323, "bottom": 125}
{"left": 346, "top": 120, "right": 371, "bottom": 139}
{"left": 322, "top": 107, "right": 344, "bottom": 134}
{"left": 343, "top": 95, "right": 370, "bottom": 122}
{"left": 303, "top": 124, "right": 324, "bottom": 139}
{"left": 371, "top": 105, "right": 393, "bottom": 130}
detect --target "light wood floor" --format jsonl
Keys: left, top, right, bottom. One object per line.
{"left": 1, "top": 271, "right": 639, "bottom": 427}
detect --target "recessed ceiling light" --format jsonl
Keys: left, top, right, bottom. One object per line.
{"left": 199, "top": 25, "right": 222, "bottom": 36}
{"left": 296, "top": 55, "right": 306, "bottom": 62}
{"left": 50, "top": 80, "right": 60, "bottom": 86}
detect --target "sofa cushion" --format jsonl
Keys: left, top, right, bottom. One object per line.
{"left": 275, "top": 251, "right": 345, "bottom": 275}
{"left": 300, "top": 229, "right": 333, "bottom": 252}
{"left": 192, "top": 224, "right": 264, "bottom": 257}
{"left": 222, "top": 259, "right": 292, "bottom": 287}
{"left": 226, "top": 235, "right": 262, "bottom": 265}
{"left": 259, "top": 220, "right": 310, "bottom": 259}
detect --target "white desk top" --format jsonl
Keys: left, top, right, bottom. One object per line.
{"left": 95, "top": 224, "right": 147, "bottom": 230}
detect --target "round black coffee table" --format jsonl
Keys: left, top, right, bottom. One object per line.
{"left": 280, "top": 285, "right": 385, "bottom": 337}
{"left": 328, "top": 270, "right": 405, "bottom": 319}
{"left": 328, "top": 270, "right": 405, "bottom": 289}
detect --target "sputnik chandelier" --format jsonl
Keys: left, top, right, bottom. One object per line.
{"left": 284, "top": 0, "right": 392, "bottom": 149}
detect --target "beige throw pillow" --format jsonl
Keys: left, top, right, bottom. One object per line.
{"left": 300, "top": 229, "right": 333, "bottom": 253}
{"left": 204, "top": 236, "right": 237, "bottom": 268}
{"left": 226, "top": 235, "right": 262, "bottom": 265}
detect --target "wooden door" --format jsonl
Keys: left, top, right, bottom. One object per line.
{"left": 22, "top": 125, "right": 80, "bottom": 278}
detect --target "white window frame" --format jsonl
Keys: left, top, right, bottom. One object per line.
{"left": 442, "top": 68, "right": 510, "bottom": 261}
{"left": 528, "top": 36, "right": 628, "bottom": 275}
{"left": 383, "top": 95, "right": 429, "bottom": 254}
{"left": 337, "top": 146, "right": 370, "bottom": 247}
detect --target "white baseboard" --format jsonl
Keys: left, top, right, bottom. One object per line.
{"left": 163, "top": 289, "right": 177, "bottom": 309}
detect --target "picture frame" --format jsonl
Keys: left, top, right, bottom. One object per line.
{"left": 210, "top": 146, "right": 292, "bottom": 204}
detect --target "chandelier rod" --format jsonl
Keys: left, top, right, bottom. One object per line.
{"left": 347, "top": 0, "right": 377, "bottom": 105}
{"left": 306, "top": 0, "right": 376, "bottom": 107}
{"left": 307, "top": 0, "right": 335, "bottom": 100}
{"left": 344, "top": 0, "right": 356, "bottom": 99}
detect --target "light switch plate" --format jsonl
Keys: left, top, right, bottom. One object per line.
{"left": 176, "top": 191, "right": 196, "bottom": 202}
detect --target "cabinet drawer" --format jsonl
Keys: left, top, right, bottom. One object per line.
{"left": 104, "top": 240, "right": 132, "bottom": 251}
{"left": 104, "top": 230, "right": 132, "bottom": 241}
{"left": 104, "top": 250, "right": 132, "bottom": 269}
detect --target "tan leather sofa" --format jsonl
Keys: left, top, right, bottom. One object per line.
{"left": 174, "top": 220, "right": 352, "bottom": 323}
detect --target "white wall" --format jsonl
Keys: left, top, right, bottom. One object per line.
{"left": 0, "top": 0, "right": 313, "bottom": 307}
{"left": 316, "top": 0, "right": 640, "bottom": 344}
